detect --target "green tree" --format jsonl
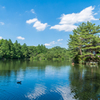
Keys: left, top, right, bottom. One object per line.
{"left": 21, "top": 43, "right": 28, "bottom": 58}
{"left": 0, "top": 39, "right": 11, "bottom": 58}
{"left": 68, "top": 22, "right": 100, "bottom": 62}
{"left": 13, "top": 40, "right": 22, "bottom": 58}
{"left": 8, "top": 39, "right": 15, "bottom": 58}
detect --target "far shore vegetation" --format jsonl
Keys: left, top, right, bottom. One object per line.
{"left": 0, "top": 21, "right": 100, "bottom": 63}
{"left": 0, "top": 39, "right": 69, "bottom": 61}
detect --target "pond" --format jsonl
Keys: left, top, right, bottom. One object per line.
{"left": 0, "top": 60, "right": 100, "bottom": 100}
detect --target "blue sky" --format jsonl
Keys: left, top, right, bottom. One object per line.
{"left": 0, "top": 0, "right": 100, "bottom": 48}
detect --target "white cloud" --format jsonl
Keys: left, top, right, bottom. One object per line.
{"left": 26, "top": 18, "right": 38, "bottom": 24}
{"left": 26, "top": 18, "right": 48, "bottom": 31}
{"left": 59, "top": 6, "right": 97, "bottom": 25}
{"left": 31, "top": 9, "right": 35, "bottom": 14}
{"left": 50, "top": 6, "right": 98, "bottom": 32}
{"left": 57, "top": 39, "right": 63, "bottom": 42}
{"left": 94, "top": 13, "right": 98, "bottom": 15}
{"left": 0, "top": 6, "right": 5, "bottom": 9}
{"left": 44, "top": 39, "right": 63, "bottom": 46}
{"left": 0, "top": 22, "right": 4, "bottom": 25}
{"left": 2, "top": 6, "right": 5, "bottom": 9}
{"left": 0, "top": 36, "right": 3, "bottom": 39}
{"left": 33, "top": 21, "right": 48, "bottom": 31}
{"left": 44, "top": 41, "right": 56, "bottom": 46}
{"left": 50, "top": 24, "right": 77, "bottom": 31}
{"left": 17, "top": 36, "right": 25, "bottom": 40}
{"left": 44, "top": 43, "right": 51, "bottom": 46}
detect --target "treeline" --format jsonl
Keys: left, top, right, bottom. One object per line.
{"left": 0, "top": 39, "right": 69, "bottom": 61}
{"left": 31, "top": 46, "right": 70, "bottom": 61}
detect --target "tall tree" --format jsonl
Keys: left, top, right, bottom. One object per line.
{"left": 21, "top": 43, "right": 28, "bottom": 58}
{"left": 13, "top": 40, "right": 21, "bottom": 58}
{"left": 0, "top": 39, "right": 11, "bottom": 58}
{"left": 8, "top": 39, "right": 14, "bottom": 58}
{"left": 68, "top": 22, "right": 100, "bottom": 62}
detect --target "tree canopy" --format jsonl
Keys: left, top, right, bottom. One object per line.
{"left": 0, "top": 39, "right": 69, "bottom": 61}
{"left": 68, "top": 21, "right": 100, "bottom": 63}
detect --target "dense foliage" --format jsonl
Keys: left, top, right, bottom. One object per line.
{"left": 0, "top": 39, "right": 69, "bottom": 61}
{"left": 31, "top": 46, "right": 70, "bottom": 61}
{"left": 68, "top": 22, "right": 100, "bottom": 63}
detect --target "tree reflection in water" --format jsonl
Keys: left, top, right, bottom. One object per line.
{"left": 69, "top": 64, "right": 100, "bottom": 100}
{"left": 1, "top": 60, "right": 100, "bottom": 99}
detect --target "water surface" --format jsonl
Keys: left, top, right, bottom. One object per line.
{"left": 0, "top": 60, "right": 100, "bottom": 100}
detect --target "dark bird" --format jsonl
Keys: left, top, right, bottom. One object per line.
{"left": 17, "top": 81, "right": 22, "bottom": 84}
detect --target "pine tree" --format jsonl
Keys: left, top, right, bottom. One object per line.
{"left": 68, "top": 22, "right": 100, "bottom": 62}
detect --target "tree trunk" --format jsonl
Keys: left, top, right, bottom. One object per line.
{"left": 79, "top": 47, "right": 82, "bottom": 55}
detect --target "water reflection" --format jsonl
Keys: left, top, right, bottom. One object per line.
{"left": 0, "top": 60, "right": 100, "bottom": 100}
{"left": 25, "top": 84, "right": 46, "bottom": 99}
{"left": 0, "top": 60, "right": 71, "bottom": 100}
{"left": 69, "top": 64, "right": 100, "bottom": 100}
{"left": 54, "top": 85, "right": 74, "bottom": 100}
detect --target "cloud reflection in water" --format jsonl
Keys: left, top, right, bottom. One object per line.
{"left": 25, "top": 84, "right": 46, "bottom": 99}
{"left": 50, "top": 85, "right": 75, "bottom": 100}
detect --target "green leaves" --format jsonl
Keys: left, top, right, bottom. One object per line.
{"left": 68, "top": 21, "right": 100, "bottom": 62}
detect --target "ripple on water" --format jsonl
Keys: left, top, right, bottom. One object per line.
{"left": 25, "top": 84, "right": 46, "bottom": 100}
{"left": 0, "top": 83, "right": 28, "bottom": 100}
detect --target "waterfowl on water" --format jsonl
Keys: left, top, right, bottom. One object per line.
{"left": 17, "top": 81, "right": 22, "bottom": 84}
